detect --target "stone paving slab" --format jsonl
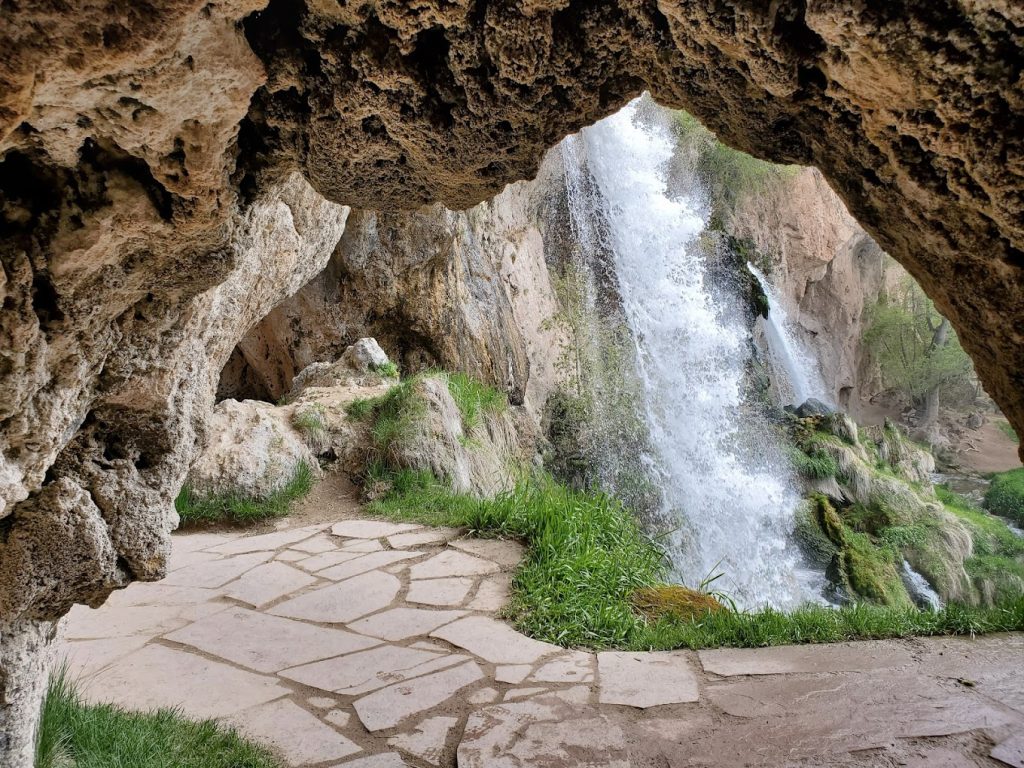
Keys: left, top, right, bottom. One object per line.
{"left": 387, "top": 715, "right": 458, "bottom": 766}
{"left": 270, "top": 570, "right": 401, "bottom": 623}
{"left": 226, "top": 561, "right": 318, "bottom": 608}
{"left": 281, "top": 644, "right": 466, "bottom": 696}
{"left": 597, "top": 651, "right": 699, "bottom": 707}
{"left": 407, "top": 576, "right": 476, "bottom": 606}
{"left": 350, "top": 608, "right": 468, "bottom": 641}
{"left": 699, "top": 640, "right": 914, "bottom": 677}
{"left": 163, "top": 550, "right": 275, "bottom": 588}
{"left": 75, "top": 644, "right": 288, "bottom": 718}
{"left": 229, "top": 698, "right": 362, "bottom": 765}
{"left": 431, "top": 616, "right": 560, "bottom": 665}
{"left": 409, "top": 551, "right": 500, "bottom": 579}
{"left": 353, "top": 661, "right": 485, "bottom": 731}
{"left": 210, "top": 525, "right": 326, "bottom": 556}
{"left": 166, "top": 607, "right": 379, "bottom": 673}
{"left": 332, "top": 520, "right": 422, "bottom": 538}
{"left": 319, "top": 551, "right": 423, "bottom": 581}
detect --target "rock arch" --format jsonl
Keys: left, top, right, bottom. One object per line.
{"left": 1, "top": 1, "right": 1021, "bottom": 763}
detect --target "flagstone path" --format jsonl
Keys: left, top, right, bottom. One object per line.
{"left": 60, "top": 513, "right": 1024, "bottom": 767}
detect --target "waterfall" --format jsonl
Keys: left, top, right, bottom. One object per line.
{"left": 561, "top": 98, "right": 824, "bottom": 609}
{"left": 901, "top": 560, "right": 943, "bottom": 610}
{"left": 747, "top": 263, "right": 832, "bottom": 407}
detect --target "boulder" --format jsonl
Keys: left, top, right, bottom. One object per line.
{"left": 186, "top": 400, "right": 321, "bottom": 502}
{"left": 287, "top": 339, "right": 395, "bottom": 399}
{"left": 796, "top": 399, "right": 835, "bottom": 418}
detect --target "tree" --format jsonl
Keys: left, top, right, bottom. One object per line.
{"left": 863, "top": 275, "right": 975, "bottom": 428}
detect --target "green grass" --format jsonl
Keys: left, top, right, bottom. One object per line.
{"left": 788, "top": 445, "right": 838, "bottom": 480}
{"left": 997, "top": 420, "right": 1020, "bottom": 444}
{"left": 444, "top": 371, "right": 506, "bottom": 432}
{"left": 291, "top": 404, "right": 326, "bottom": 442}
{"left": 175, "top": 462, "right": 314, "bottom": 526}
{"left": 371, "top": 361, "right": 400, "bottom": 379}
{"left": 985, "top": 467, "right": 1024, "bottom": 525}
{"left": 37, "top": 670, "right": 280, "bottom": 768}
{"left": 366, "top": 470, "right": 1024, "bottom": 649}
{"left": 937, "top": 485, "right": 1024, "bottom": 557}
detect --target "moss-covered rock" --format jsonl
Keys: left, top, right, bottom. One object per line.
{"left": 631, "top": 585, "right": 727, "bottom": 622}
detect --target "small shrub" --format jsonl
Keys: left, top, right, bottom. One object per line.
{"left": 985, "top": 468, "right": 1024, "bottom": 525}
{"left": 175, "top": 462, "right": 314, "bottom": 526}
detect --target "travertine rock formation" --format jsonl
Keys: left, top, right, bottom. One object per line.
{"left": 1, "top": 1, "right": 1022, "bottom": 763}
{"left": 220, "top": 155, "right": 567, "bottom": 417}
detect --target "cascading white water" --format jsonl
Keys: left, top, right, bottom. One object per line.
{"left": 563, "top": 99, "right": 824, "bottom": 609}
{"left": 748, "top": 264, "right": 832, "bottom": 407}
{"left": 901, "top": 560, "right": 943, "bottom": 610}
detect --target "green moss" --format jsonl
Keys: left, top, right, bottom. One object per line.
{"left": 793, "top": 500, "right": 839, "bottom": 565}
{"left": 37, "top": 670, "right": 280, "bottom": 768}
{"left": 985, "top": 468, "right": 1024, "bottom": 525}
{"left": 841, "top": 531, "right": 913, "bottom": 607}
{"left": 371, "top": 361, "right": 400, "bottom": 378}
{"left": 174, "top": 462, "right": 314, "bottom": 527}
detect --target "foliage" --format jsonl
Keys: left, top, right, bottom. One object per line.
{"left": 371, "top": 361, "right": 400, "bottom": 379}
{"left": 937, "top": 485, "right": 1024, "bottom": 557}
{"left": 174, "top": 462, "right": 314, "bottom": 526}
{"left": 371, "top": 472, "right": 666, "bottom": 647}
{"left": 787, "top": 445, "right": 838, "bottom": 480}
{"left": 36, "top": 670, "right": 280, "bottom": 768}
{"left": 985, "top": 468, "right": 1024, "bottom": 525}
{"left": 367, "top": 467, "right": 1024, "bottom": 649}
{"left": 862, "top": 274, "right": 975, "bottom": 407}
{"left": 642, "top": 597, "right": 1024, "bottom": 650}
{"left": 631, "top": 585, "right": 726, "bottom": 622}
{"left": 671, "top": 111, "right": 800, "bottom": 226}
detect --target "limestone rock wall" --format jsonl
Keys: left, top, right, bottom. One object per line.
{"left": 734, "top": 168, "right": 894, "bottom": 410}
{"left": 220, "top": 152, "right": 568, "bottom": 420}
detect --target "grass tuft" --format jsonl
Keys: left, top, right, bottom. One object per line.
{"left": 175, "top": 462, "right": 314, "bottom": 527}
{"left": 36, "top": 669, "right": 280, "bottom": 768}
{"left": 444, "top": 371, "right": 506, "bottom": 432}
{"left": 291, "top": 404, "right": 326, "bottom": 442}
{"left": 371, "top": 361, "right": 400, "bottom": 379}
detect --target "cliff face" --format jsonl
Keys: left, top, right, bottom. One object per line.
{"left": 735, "top": 168, "right": 892, "bottom": 411}
{"left": 1, "top": 2, "right": 1023, "bottom": 761}
{"left": 219, "top": 153, "right": 567, "bottom": 419}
